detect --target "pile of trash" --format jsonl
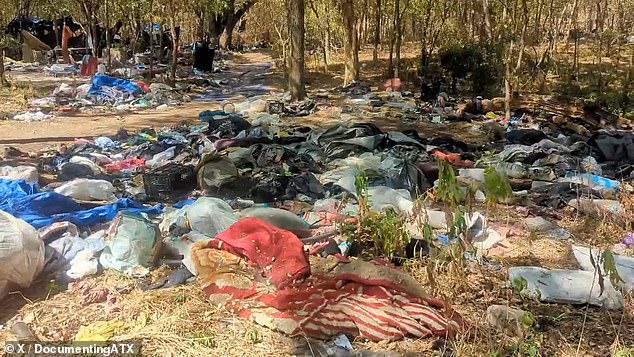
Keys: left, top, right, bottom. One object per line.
{"left": 13, "top": 74, "right": 196, "bottom": 121}
{"left": 2, "top": 82, "right": 634, "bottom": 345}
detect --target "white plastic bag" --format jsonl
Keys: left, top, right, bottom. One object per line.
{"left": 69, "top": 156, "right": 103, "bottom": 175}
{"left": 0, "top": 165, "right": 39, "bottom": 184}
{"left": 99, "top": 213, "right": 160, "bottom": 277}
{"left": 146, "top": 146, "right": 176, "bottom": 169}
{"left": 0, "top": 211, "right": 45, "bottom": 299}
{"left": 54, "top": 179, "right": 116, "bottom": 202}
{"left": 67, "top": 250, "right": 99, "bottom": 279}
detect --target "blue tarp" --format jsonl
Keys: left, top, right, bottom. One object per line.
{"left": 88, "top": 74, "right": 141, "bottom": 96}
{"left": 0, "top": 179, "right": 162, "bottom": 228}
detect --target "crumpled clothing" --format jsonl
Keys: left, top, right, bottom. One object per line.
{"left": 587, "top": 131, "right": 634, "bottom": 163}
{"left": 431, "top": 149, "right": 474, "bottom": 168}
{"left": 104, "top": 158, "right": 146, "bottom": 173}
{"left": 192, "top": 218, "right": 461, "bottom": 341}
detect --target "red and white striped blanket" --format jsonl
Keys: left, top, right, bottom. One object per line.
{"left": 192, "top": 217, "right": 462, "bottom": 341}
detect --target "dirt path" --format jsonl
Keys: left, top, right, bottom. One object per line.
{"left": 0, "top": 50, "right": 284, "bottom": 152}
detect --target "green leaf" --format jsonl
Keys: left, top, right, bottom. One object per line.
{"left": 601, "top": 250, "right": 624, "bottom": 288}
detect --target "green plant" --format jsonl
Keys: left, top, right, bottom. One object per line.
{"left": 589, "top": 248, "right": 625, "bottom": 293}
{"left": 510, "top": 335, "right": 542, "bottom": 357}
{"left": 354, "top": 169, "right": 369, "bottom": 215}
{"left": 191, "top": 329, "right": 216, "bottom": 348}
{"left": 483, "top": 166, "right": 513, "bottom": 205}
{"left": 362, "top": 208, "right": 411, "bottom": 259}
{"left": 435, "top": 159, "right": 461, "bottom": 208}
{"left": 245, "top": 328, "right": 262, "bottom": 344}
{"left": 449, "top": 207, "right": 467, "bottom": 239}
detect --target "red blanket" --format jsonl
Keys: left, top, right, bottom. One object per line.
{"left": 192, "top": 218, "right": 461, "bottom": 341}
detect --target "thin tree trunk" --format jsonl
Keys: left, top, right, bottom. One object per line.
{"left": 505, "top": 40, "right": 514, "bottom": 120}
{"left": 287, "top": 0, "right": 306, "bottom": 101}
{"left": 219, "top": 18, "right": 237, "bottom": 50}
{"left": 158, "top": 25, "right": 164, "bottom": 63}
{"left": 341, "top": 0, "right": 359, "bottom": 85}
{"left": 482, "top": 0, "right": 493, "bottom": 40}
{"left": 394, "top": 0, "right": 402, "bottom": 78}
{"left": 105, "top": 0, "right": 111, "bottom": 69}
{"left": 149, "top": 22, "right": 154, "bottom": 78}
{"left": 0, "top": 48, "right": 8, "bottom": 87}
{"left": 323, "top": 30, "right": 330, "bottom": 73}
{"left": 388, "top": 0, "right": 396, "bottom": 74}
{"left": 372, "top": 0, "right": 381, "bottom": 63}
{"left": 169, "top": 18, "right": 178, "bottom": 85}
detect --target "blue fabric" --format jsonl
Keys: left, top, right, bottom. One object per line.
{"left": 172, "top": 198, "right": 196, "bottom": 209}
{"left": 0, "top": 179, "right": 162, "bottom": 228}
{"left": 89, "top": 74, "right": 141, "bottom": 96}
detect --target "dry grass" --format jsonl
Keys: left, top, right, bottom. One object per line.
{"left": 0, "top": 269, "right": 292, "bottom": 357}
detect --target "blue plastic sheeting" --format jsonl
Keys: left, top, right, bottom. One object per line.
{"left": 89, "top": 74, "right": 141, "bottom": 96}
{"left": 0, "top": 179, "right": 162, "bottom": 228}
{"left": 172, "top": 198, "right": 196, "bottom": 209}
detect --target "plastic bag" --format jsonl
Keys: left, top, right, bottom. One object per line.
{"left": 196, "top": 154, "right": 238, "bottom": 190}
{"left": 0, "top": 165, "right": 39, "bottom": 184}
{"left": 68, "top": 156, "right": 103, "bottom": 175}
{"left": 54, "top": 179, "right": 116, "bottom": 202}
{"left": 239, "top": 207, "right": 310, "bottom": 237}
{"left": 0, "top": 210, "right": 45, "bottom": 299}
{"left": 162, "top": 197, "right": 238, "bottom": 237}
{"left": 146, "top": 146, "right": 176, "bottom": 169}
{"left": 99, "top": 213, "right": 160, "bottom": 277}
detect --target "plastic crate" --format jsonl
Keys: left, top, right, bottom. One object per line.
{"left": 142, "top": 163, "right": 196, "bottom": 198}
{"left": 266, "top": 101, "right": 284, "bottom": 114}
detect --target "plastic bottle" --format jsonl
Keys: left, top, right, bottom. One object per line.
{"left": 561, "top": 171, "right": 619, "bottom": 191}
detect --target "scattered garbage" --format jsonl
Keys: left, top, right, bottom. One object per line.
{"left": 509, "top": 266, "right": 623, "bottom": 309}
{"left": 53, "top": 179, "right": 117, "bottom": 202}
{"left": 12, "top": 111, "right": 53, "bottom": 122}
{"left": 0, "top": 165, "right": 38, "bottom": 183}
{"left": 3, "top": 50, "right": 634, "bottom": 352}
{"left": 0, "top": 211, "right": 46, "bottom": 299}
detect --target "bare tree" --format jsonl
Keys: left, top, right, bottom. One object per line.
{"left": 340, "top": 0, "right": 359, "bottom": 85}
{"left": 287, "top": 0, "right": 306, "bottom": 101}
{"left": 372, "top": 0, "right": 381, "bottom": 63}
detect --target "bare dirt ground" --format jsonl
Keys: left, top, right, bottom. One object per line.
{"left": 0, "top": 50, "right": 281, "bottom": 152}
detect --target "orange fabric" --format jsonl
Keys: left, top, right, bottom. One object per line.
{"left": 61, "top": 25, "right": 73, "bottom": 64}
{"left": 80, "top": 56, "right": 98, "bottom": 76}
{"left": 431, "top": 149, "right": 474, "bottom": 168}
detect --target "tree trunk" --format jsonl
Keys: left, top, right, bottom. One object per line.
{"left": 219, "top": 18, "right": 237, "bottom": 49}
{"left": 169, "top": 17, "right": 178, "bottom": 85}
{"left": 388, "top": 0, "right": 396, "bottom": 74}
{"left": 0, "top": 48, "right": 8, "bottom": 87}
{"left": 341, "top": 0, "right": 359, "bottom": 85}
{"left": 393, "top": 0, "right": 402, "bottom": 78}
{"left": 482, "top": 0, "right": 493, "bottom": 40}
{"left": 323, "top": 29, "right": 330, "bottom": 73}
{"left": 149, "top": 22, "right": 154, "bottom": 78}
{"left": 287, "top": 0, "right": 306, "bottom": 101}
{"left": 372, "top": 0, "right": 381, "bottom": 63}
{"left": 158, "top": 25, "right": 164, "bottom": 63}
{"left": 105, "top": 0, "right": 111, "bottom": 69}
{"left": 505, "top": 41, "right": 514, "bottom": 120}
